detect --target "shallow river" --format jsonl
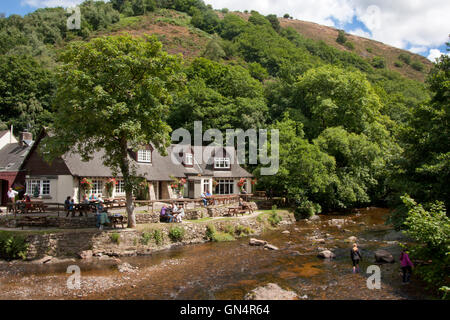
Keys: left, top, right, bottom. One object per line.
{"left": 0, "top": 208, "right": 435, "bottom": 300}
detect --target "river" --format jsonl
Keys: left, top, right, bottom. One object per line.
{"left": 0, "top": 208, "right": 435, "bottom": 300}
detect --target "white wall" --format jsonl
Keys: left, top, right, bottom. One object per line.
{"left": 0, "top": 131, "right": 17, "bottom": 150}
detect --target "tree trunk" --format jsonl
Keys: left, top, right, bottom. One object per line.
{"left": 120, "top": 137, "right": 136, "bottom": 228}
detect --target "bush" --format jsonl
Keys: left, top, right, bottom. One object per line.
{"left": 205, "top": 224, "right": 216, "bottom": 240}
{"left": 221, "top": 8, "right": 229, "bottom": 14}
{"left": 294, "top": 200, "right": 321, "bottom": 221}
{"left": 235, "top": 225, "right": 253, "bottom": 236}
{"left": 0, "top": 232, "right": 28, "bottom": 261}
{"left": 411, "top": 61, "right": 424, "bottom": 71}
{"left": 140, "top": 232, "right": 152, "bottom": 245}
{"left": 224, "top": 225, "right": 235, "bottom": 235}
{"left": 267, "top": 205, "right": 282, "bottom": 227}
{"left": 394, "top": 61, "right": 403, "bottom": 68}
{"left": 205, "top": 224, "right": 235, "bottom": 242}
{"left": 344, "top": 41, "right": 355, "bottom": 50}
{"left": 212, "top": 232, "right": 235, "bottom": 242}
{"left": 169, "top": 226, "right": 185, "bottom": 242}
{"left": 366, "top": 48, "right": 373, "bottom": 53}
{"left": 110, "top": 233, "right": 120, "bottom": 244}
{"left": 371, "top": 56, "right": 386, "bottom": 69}
{"left": 401, "top": 195, "right": 450, "bottom": 295}
{"left": 398, "top": 53, "right": 411, "bottom": 65}
{"left": 283, "top": 14, "right": 290, "bottom": 19}
{"left": 336, "top": 30, "right": 347, "bottom": 44}
{"left": 153, "top": 229, "right": 163, "bottom": 245}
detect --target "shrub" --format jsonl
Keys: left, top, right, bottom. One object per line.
{"left": 366, "top": 48, "right": 373, "bottom": 53}
{"left": 235, "top": 225, "right": 253, "bottom": 236}
{"left": 205, "top": 224, "right": 216, "bottom": 240}
{"left": 267, "top": 206, "right": 282, "bottom": 227}
{"left": 294, "top": 200, "right": 321, "bottom": 221}
{"left": 344, "top": 41, "right": 355, "bottom": 50}
{"left": 205, "top": 224, "right": 235, "bottom": 242}
{"left": 0, "top": 232, "right": 28, "bottom": 261}
{"left": 169, "top": 226, "right": 185, "bottom": 242}
{"left": 394, "top": 61, "right": 403, "bottom": 68}
{"left": 401, "top": 195, "right": 450, "bottom": 295}
{"left": 336, "top": 30, "right": 347, "bottom": 44}
{"left": 140, "top": 232, "right": 152, "bottom": 245}
{"left": 371, "top": 56, "right": 386, "bottom": 69}
{"left": 221, "top": 8, "right": 229, "bottom": 14}
{"left": 153, "top": 229, "right": 163, "bottom": 245}
{"left": 224, "top": 225, "right": 235, "bottom": 235}
{"left": 398, "top": 53, "right": 411, "bottom": 65}
{"left": 110, "top": 233, "right": 120, "bottom": 244}
{"left": 211, "top": 232, "right": 235, "bottom": 242}
{"left": 411, "top": 61, "right": 424, "bottom": 71}
{"left": 283, "top": 14, "right": 290, "bottom": 19}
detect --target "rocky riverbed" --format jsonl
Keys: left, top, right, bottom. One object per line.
{"left": 0, "top": 208, "right": 435, "bottom": 300}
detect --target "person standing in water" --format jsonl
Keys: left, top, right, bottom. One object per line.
{"left": 400, "top": 249, "right": 414, "bottom": 283}
{"left": 350, "top": 243, "right": 363, "bottom": 273}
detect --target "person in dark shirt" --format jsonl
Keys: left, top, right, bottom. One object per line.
{"left": 350, "top": 243, "right": 363, "bottom": 273}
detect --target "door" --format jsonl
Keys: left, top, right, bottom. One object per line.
{"left": 188, "top": 181, "right": 195, "bottom": 199}
{"left": 1, "top": 180, "right": 8, "bottom": 205}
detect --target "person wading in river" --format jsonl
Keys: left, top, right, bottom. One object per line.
{"left": 350, "top": 243, "right": 363, "bottom": 273}
{"left": 400, "top": 249, "right": 414, "bottom": 284}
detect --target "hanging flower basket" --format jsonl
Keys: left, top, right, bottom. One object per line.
{"left": 237, "top": 178, "right": 247, "bottom": 191}
{"left": 105, "top": 178, "right": 117, "bottom": 197}
{"left": 80, "top": 178, "right": 93, "bottom": 192}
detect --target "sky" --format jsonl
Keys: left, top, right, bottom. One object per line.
{"left": 0, "top": 0, "right": 448, "bottom": 61}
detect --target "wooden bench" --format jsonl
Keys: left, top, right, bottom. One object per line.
{"left": 109, "top": 215, "right": 125, "bottom": 229}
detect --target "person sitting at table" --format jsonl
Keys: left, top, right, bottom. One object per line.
{"left": 201, "top": 192, "right": 208, "bottom": 207}
{"left": 97, "top": 195, "right": 104, "bottom": 203}
{"left": 24, "top": 193, "right": 31, "bottom": 211}
{"left": 89, "top": 194, "right": 98, "bottom": 201}
{"left": 82, "top": 194, "right": 89, "bottom": 204}
{"left": 160, "top": 204, "right": 170, "bottom": 223}
{"left": 175, "top": 207, "right": 186, "bottom": 223}
{"left": 239, "top": 197, "right": 244, "bottom": 208}
{"left": 169, "top": 203, "right": 179, "bottom": 223}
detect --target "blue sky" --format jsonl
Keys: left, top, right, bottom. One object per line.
{"left": 1, "top": 0, "right": 448, "bottom": 60}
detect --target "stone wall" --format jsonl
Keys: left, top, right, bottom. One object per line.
{"left": 24, "top": 211, "right": 296, "bottom": 260}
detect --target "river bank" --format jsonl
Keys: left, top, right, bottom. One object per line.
{"left": 0, "top": 208, "right": 436, "bottom": 300}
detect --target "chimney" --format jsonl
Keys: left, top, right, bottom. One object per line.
{"left": 10, "top": 125, "right": 13, "bottom": 144}
{"left": 19, "top": 131, "right": 33, "bottom": 147}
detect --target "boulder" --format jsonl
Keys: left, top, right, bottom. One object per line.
{"left": 375, "top": 250, "right": 395, "bottom": 263}
{"left": 329, "top": 219, "right": 346, "bottom": 226}
{"left": 309, "top": 215, "right": 321, "bottom": 221}
{"left": 317, "top": 250, "right": 336, "bottom": 259}
{"left": 282, "top": 230, "right": 290, "bottom": 235}
{"left": 314, "top": 238, "right": 326, "bottom": 244}
{"left": 244, "top": 283, "right": 298, "bottom": 300}
{"left": 264, "top": 244, "right": 279, "bottom": 251}
{"left": 346, "top": 236, "right": 358, "bottom": 243}
{"left": 249, "top": 238, "right": 267, "bottom": 246}
{"left": 117, "top": 262, "right": 138, "bottom": 273}
{"left": 78, "top": 250, "right": 93, "bottom": 260}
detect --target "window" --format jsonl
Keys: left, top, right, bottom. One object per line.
{"left": 137, "top": 149, "right": 151, "bottom": 163}
{"left": 116, "top": 180, "right": 125, "bottom": 195}
{"left": 91, "top": 180, "right": 103, "bottom": 196}
{"left": 214, "top": 158, "right": 230, "bottom": 169}
{"left": 26, "top": 179, "right": 50, "bottom": 196}
{"left": 202, "top": 179, "right": 211, "bottom": 193}
{"left": 185, "top": 153, "right": 193, "bottom": 165}
{"left": 215, "top": 179, "right": 234, "bottom": 195}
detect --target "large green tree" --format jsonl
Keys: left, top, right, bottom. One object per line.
{"left": 43, "top": 35, "right": 184, "bottom": 228}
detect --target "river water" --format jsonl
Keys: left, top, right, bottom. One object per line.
{"left": 0, "top": 208, "right": 435, "bottom": 300}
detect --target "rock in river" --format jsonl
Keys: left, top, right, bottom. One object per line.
{"left": 317, "top": 250, "right": 336, "bottom": 259}
{"left": 346, "top": 236, "right": 358, "bottom": 243}
{"left": 264, "top": 244, "right": 279, "bottom": 251}
{"left": 245, "top": 283, "right": 298, "bottom": 300}
{"left": 249, "top": 238, "right": 267, "bottom": 246}
{"left": 375, "top": 250, "right": 395, "bottom": 263}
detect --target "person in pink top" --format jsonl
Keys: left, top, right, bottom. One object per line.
{"left": 400, "top": 249, "right": 414, "bottom": 283}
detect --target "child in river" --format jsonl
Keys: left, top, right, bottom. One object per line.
{"left": 400, "top": 249, "right": 414, "bottom": 283}
{"left": 350, "top": 243, "right": 363, "bottom": 273}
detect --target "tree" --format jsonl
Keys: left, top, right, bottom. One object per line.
{"left": 42, "top": 35, "right": 184, "bottom": 228}
{"left": 336, "top": 30, "right": 347, "bottom": 44}
{"left": 266, "top": 14, "right": 280, "bottom": 33}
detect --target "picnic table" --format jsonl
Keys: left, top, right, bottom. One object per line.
{"left": 8, "top": 201, "right": 47, "bottom": 215}
{"left": 108, "top": 215, "right": 125, "bottom": 229}
{"left": 227, "top": 203, "right": 254, "bottom": 217}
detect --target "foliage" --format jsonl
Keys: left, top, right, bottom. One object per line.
{"left": 41, "top": 35, "right": 184, "bottom": 228}
{"left": 411, "top": 61, "right": 425, "bottom": 71}
{"left": 371, "top": 56, "right": 386, "bottom": 69}
{"left": 169, "top": 226, "right": 185, "bottom": 241}
{"left": 0, "top": 232, "right": 29, "bottom": 261}
{"left": 235, "top": 225, "right": 253, "bottom": 236}
{"left": 336, "top": 30, "right": 347, "bottom": 44}
{"left": 140, "top": 231, "right": 152, "bottom": 245}
{"left": 153, "top": 229, "right": 163, "bottom": 245}
{"left": 110, "top": 232, "right": 121, "bottom": 244}
{"left": 294, "top": 200, "right": 321, "bottom": 220}
{"left": 401, "top": 195, "right": 450, "bottom": 293}
{"left": 267, "top": 206, "right": 282, "bottom": 226}
{"left": 398, "top": 53, "right": 412, "bottom": 65}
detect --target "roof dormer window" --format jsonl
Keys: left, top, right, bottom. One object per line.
{"left": 185, "top": 153, "right": 193, "bottom": 165}
{"left": 214, "top": 157, "right": 230, "bottom": 169}
{"left": 137, "top": 149, "right": 151, "bottom": 163}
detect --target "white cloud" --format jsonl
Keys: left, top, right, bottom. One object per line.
{"left": 205, "top": 0, "right": 449, "bottom": 54}
{"left": 427, "top": 49, "right": 447, "bottom": 62}
{"left": 409, "top": 47, "right": 428, "bottom": 54}
{"left": 22, "top": 0, "right": 91, "bottom": 8}
{"left": 348, "top": 28, "right": 371, "bottom": 39}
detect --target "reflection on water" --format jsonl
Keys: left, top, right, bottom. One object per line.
{"left": 0, "top": 208, "right": 436, "bottom": 300}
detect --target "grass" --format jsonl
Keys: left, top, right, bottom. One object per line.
{"left": 110, "top": 233, "right": 120, "bottom": 244}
